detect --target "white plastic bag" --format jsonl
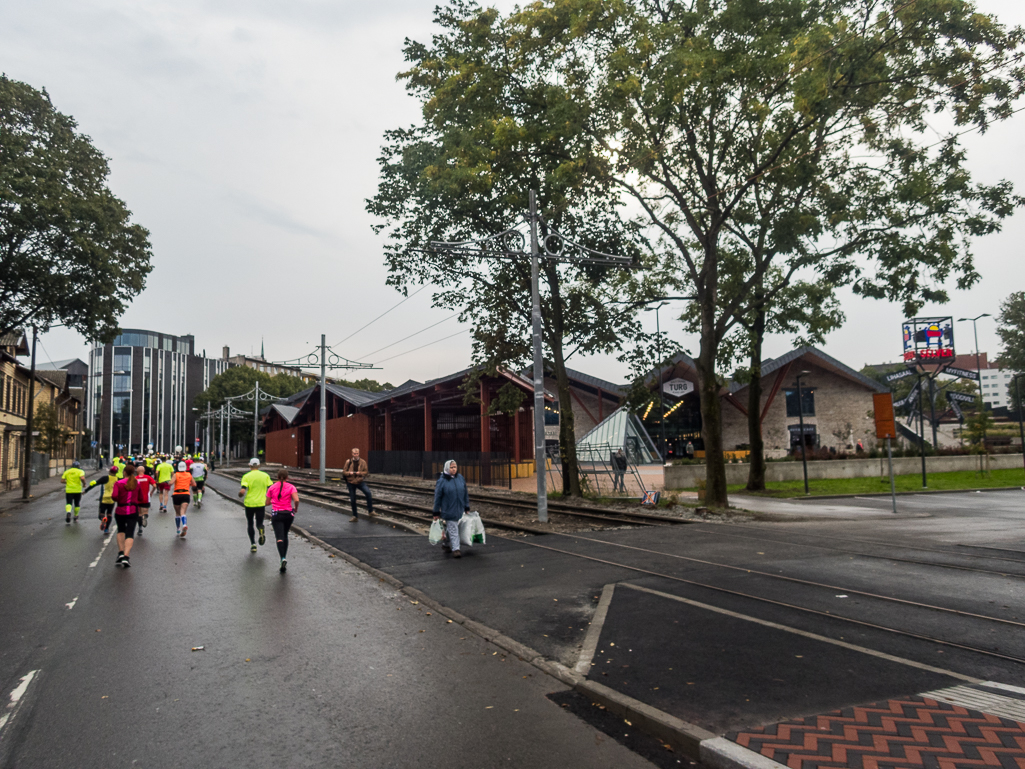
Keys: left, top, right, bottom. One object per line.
{"left": 428, "top": 518, "right": 444, "bottom": 546}
{"left": 459, "top": 511, "right": 486, "bottom": 547}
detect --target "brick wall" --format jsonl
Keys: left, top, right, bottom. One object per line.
{"left": 722, "top": 362, "right": 879, "bottom": 452}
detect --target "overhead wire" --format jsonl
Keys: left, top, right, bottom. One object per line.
{"left": 331, "top": 285, "right": 427, "bottom": 348}
{"left": 375, "top": 329, "right": 469, "bottom": 365}
{"left": 356, "top": 312, "right": 460, "bottom": 360}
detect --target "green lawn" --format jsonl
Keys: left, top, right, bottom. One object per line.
{"left": 704, "top": 468, "right": 1025, "bottom": 498}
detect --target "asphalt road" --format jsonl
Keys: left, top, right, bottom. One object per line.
{"left": 0, "top": 482, "right": 657, "bottom": 769}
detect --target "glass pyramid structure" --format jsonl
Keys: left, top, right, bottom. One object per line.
{"left": 575, "top": 407, "right": 660, "bottom": 465}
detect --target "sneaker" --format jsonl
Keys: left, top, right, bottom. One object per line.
{"left": 73, "top": 515, "right": 79, "bottom": 522}
{"left": 279, "top": 558, "right": 287, "bottom": 573}
{"left": 368, "top": 510, "right": 376, "bottom": 518}
{"left": 160, "top": 505, "right": 166, "bottom": 513}
{"left": 452, "top": 550, "right": 462, "bottom": 559}
{"left": 180, "top": 525, "right": 187, "bottom": 538}
{"left": 141, "top": 514, "right": 148, "bottom": 528}
{"left": 258, "top": 528, "right": 266, "bottom": 546}
{"left": 103, "top": 528, "right": 110, "bottom": 536}
{"left": 122, "top": 557, "right": 131, "bottom": 568}
{"left": 349, "top": 516, "right": 358, "bottom": 523}
{"left": 251, "top": 544, "right": 257, "bottom": 553}
{"left": 100, "top": 517, "right": 108, "bottom": 531}
{"left": 66, "top": 512, "right": 71, "bottom": 523}
{"left": 115, "top": 553, "right": 125, "bottom": 567}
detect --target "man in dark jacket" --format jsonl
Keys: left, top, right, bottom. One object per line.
{"left": 611, "top": 448, "right": 627, "bottom": 492}
{"left": 433, "top": 459, "right": 469, "bottom": 558}
{"left": 342, "top": 448, "right": 374, "bottom": 522}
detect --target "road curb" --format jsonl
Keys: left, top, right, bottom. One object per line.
{"left": 208, "top": 478, "right": 750, "bottom": 764}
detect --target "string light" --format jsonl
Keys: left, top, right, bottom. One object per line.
{"left": 642, "top": 400, "right": 655, "bottom": 419}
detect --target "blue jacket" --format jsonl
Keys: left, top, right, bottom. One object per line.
{"left": 433, "top": 472, "right": 469, "bottom": 520}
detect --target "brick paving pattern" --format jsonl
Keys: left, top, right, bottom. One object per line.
{"left": 728, "top": 696, "right": 1025, "bottom": 769}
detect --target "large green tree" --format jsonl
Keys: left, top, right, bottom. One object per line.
{"left": 996, "top": 291, "right": 1025, "bottom": 413}
{"left": 511, "top": 0, "right": 1024, "bottom": 507}
{"left": 0, "top": 76, "right": 152, "bottom": 342}
{"left": 367, "top": 3, "right": 650, "bottom": 496}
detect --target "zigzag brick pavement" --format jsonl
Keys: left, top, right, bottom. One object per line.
{"left": 727, "top": 696, "right": 1025, "bottom": 769}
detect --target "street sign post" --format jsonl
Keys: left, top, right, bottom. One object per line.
{"left": 873, "top": 393, "right": 898, "bottom": 514}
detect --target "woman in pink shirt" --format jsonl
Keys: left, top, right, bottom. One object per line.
{"left": 110, "top": 465, "right": 141, "bottom": 568}
{"left": 266, "top": 468, "right": 299, "bottom": 573}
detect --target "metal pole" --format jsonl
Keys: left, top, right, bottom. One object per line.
{"left": 206, "top": 401, "right": 211, "bottom": 458}
{"left": 928, "top": 374, "right": 938, "bottom": 448}
{"left": 253, "top": 381, "right": 259, "bottom": 460}
{"left": 918, "top": 372, "right": 927, "bottom": 488}
{"left": 22, "top": 326, "right": 38, "bottom": 498}
{"left": 796, "top": 374, "right": 809, "bottom": 495}
{"left": 887, "top": 436, "right": 897, "bottom": 513}
{"left": 320, "top": 334, "right": 327, "bottom": 484}
{"left": 973, "top": 319, "right": 987, "bottom": 447}
{"left": 657, "top": 305, "right": 667, "bottom": 463}
{"left": 227, "top": 404, "right": 232, "bottom": 466}
{"left": 219, "top": 406, "right": 224, "bottom": 464}
{"left": 1017, "top": 375, "right": 1025, "bottom": 481}
{"left": 529, "top": 190, "right": 548, "bottom": 523}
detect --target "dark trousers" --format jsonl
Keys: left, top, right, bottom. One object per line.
{"left": 271, "top": 514, "right": 294, "bottom": 558}
{"left": 245, "top": 506, "right": 266, "bottom": 544}
{"left": 347, "top": 482, "right": 373, "bottom": 515}
{"left": 612, "top": 471, "right": 626, "bottom": 491}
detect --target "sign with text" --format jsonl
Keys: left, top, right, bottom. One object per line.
{"left": 893, "top": 381, "right": 920, "bottom": 409}
{"left": 902, "top": 317, "right": 955, "bottom": 363}
{"left": 946, "top": 390, "right": 977, "bottom": 405}
{"left": 949, "top": 399, "right": 964, "bottom": 421}
{"left": 873, "top": 393, "right": 897, "bottom": 439}
{"left": 663, "top": 378, "right": 695, "bottom": 398}
{"left": 885, "top": 368, "right": 917, "bottom": 383}
{"left": 940, "top": 365, "right": 979, "bottom": 381}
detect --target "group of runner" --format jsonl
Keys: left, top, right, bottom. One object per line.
{"left": 61, "top": 447, "right": 208, "bottom": 568}
{"left": 60, "top": 450, "right": 299, "bottom": 573}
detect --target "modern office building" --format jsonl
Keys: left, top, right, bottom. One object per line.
{"left": 87, "top": 329, "right": 230, "bottom": 457}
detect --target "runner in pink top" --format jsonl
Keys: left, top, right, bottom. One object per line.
{"left": 110, "top": 465, "right": 142, "bottom": 568}
{"left": 266, "top": 469, "right": 299, "bottom": 573}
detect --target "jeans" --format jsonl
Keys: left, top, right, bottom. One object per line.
{"left": 612, "top": 471, "right": 625, "bottom": 491}
{"left": 347, "top": 482, "right": 373, "bottom": 516}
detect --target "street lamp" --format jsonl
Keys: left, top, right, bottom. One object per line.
{"left": 1014, "top": 373, "right": 1025, "bottom": 481}
{"left": 794, "top": 370, "right": 811, "bottom": 495}
{"left": 614, "top": 296, "right": 695, "bottom": 463}
{"left": 957, "top": 313, "right": 991, "bottom": 447}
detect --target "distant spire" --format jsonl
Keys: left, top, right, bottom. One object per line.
{"left": 261, "top": 337, "right": 265, "bottom": 359}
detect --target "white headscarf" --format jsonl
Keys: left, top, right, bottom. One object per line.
{"left": 443, "top": 459, "right": 457, "bottom": 476}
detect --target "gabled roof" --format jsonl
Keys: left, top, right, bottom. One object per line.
{"left": 269, "top": 404, "right": 300, "bottom": 425}
{"left": 0, "top": 331, "right": 29, "bottom": 356}
{"left": 37, "top": 358, "right": 86, "bottom": 371}
{"left": 726, "top": 346, "right": 888, "bottom": 395}
{"left": 520, "top": 365, "right": 626, "bottom": 397}
{"left": 36, "top": 369, "right": 68, "bottom": 390}
{"left": 325, "top": 381, "right": 389, "bottom": 407}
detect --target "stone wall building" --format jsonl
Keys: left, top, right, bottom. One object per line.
{"left": 721, "top": 347, "right": 888, "bottom": 455}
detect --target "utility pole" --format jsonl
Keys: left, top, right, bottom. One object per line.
{"left": 22, "top": 326, "right": 38, "bottom": 499}
{"left": 430, "top": 190, "right": 633, "bottom": 522}
{"left": 219, "top": 405, "right": 224, "bottom": 464}
{"left": 267, "top": 341, "right": 374, "bottom": 482}
{"left": 253, "top": 379, "right": 260, "bottom": 460}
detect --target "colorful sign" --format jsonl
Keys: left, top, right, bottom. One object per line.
{"left": 902, "top": 317, "right": 954, "bottom": 363}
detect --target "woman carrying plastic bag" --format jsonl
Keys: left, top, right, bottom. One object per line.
{"left": 458, "top": 511, "right": 485, "bottom": 546}
{"left": 432, "top": 459, "right": 469, "bottom": 559}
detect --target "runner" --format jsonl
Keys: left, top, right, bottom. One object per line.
{"left": 155, "top": 455, "right": 174, "bottom": 512}
{"left": 171, "top": 461, "right": 196, "bottom": 538}
{"left": 134, "top": 460, "right": 156, "bottom": 531}
{"left": 238, "top": 458, "right": 272, "bottom": 553}
{"left": 266, "top": 469, "right": 299, "bottom": 573}
{"left": 110, "top": 464, "right": 142, "bottom": 568}
{"left": 190, "top": 456, "right": 207, "bottom": 508}
{"left": 83, "top": 465, "right": 118, "bottom": 535}
{"left": 61, "top": 460, "right": 86, "bottom": 524}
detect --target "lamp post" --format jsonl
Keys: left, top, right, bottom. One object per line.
{"left": 958, "top": 313, "right": 991, "bottom": 445}
{"left": 794, "top": 370, "right": 811, "bottom": 495}
{"left": 1015, "top": 373, "right": 1025, "bottom": 480}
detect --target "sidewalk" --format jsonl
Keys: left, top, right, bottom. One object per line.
{"left": 0, "top": 467, "right": 104, "bottom": 514}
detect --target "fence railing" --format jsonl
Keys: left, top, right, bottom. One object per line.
{"left": 368, "top": 451, "right": 512, "bottom": 489}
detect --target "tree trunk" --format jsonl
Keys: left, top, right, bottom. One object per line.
{"left": 544, "top": 263, "right": 582, "bottom": 497}
{"left": 697, "top": 303, "right": 728, "bottom": 509}
{"left": 746, "top": 304, "right": 767, "bottom": 491}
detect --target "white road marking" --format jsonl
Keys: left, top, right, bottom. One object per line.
{"left": 0, "top": 670, "right": 39, "bottom": 736}
{"left": 65, "top": 596, "right": 78, "bottom": 610}
{"left": 88, "top": 534, "right": 115, "bottom": 568}
{"left": 575, "top": 583, "right": 616, "bottom": 675}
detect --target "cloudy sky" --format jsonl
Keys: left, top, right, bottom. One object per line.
{"left": 6, "top": 0, "right": 1025, "bottom": 384}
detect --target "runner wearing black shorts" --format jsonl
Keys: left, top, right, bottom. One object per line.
{"left": 171, "top": 462, "right": 196, "bottom": 537}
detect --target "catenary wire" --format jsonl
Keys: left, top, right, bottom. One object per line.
{"left": 374, "top": 329, "right": 469, "bottom": 364}
{"left": 356, "top": 313, "right": 460, "bottom": 360}
{"left": 332, "top": 285, "right": 427, "bottom": 348}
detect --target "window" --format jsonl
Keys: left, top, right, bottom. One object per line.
{"left": 784, "top": 388, "right": 815, "bottom": 417}
{"left": 113, "top": 348, "right": 131, "bottom": 372}
{"left": 112, "top": 374, "right": 131, "bottom": 392}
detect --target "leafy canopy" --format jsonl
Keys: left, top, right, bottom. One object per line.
{"left": 0, "top": 76, "right": 152, "bottom": 342}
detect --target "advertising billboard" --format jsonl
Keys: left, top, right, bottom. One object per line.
{"left": 902, "top": 317, "right": 954, "bottom": 363}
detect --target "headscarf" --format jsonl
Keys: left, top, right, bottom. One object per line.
{"left": 443, "top": 459, "right": 457, "bottom": 477}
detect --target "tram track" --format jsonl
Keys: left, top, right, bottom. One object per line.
{"left": 213, "top": 471, "right": 1025, "bottom": 666}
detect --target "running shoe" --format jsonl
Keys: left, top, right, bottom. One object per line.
{"left": 103, "top": 528, "right": 110, "bottom": 536}
{"left": 66, "top": 512, "right": 71, "bottom": 523}
{"left": 115, "top": 554, "right": 125, "bottom": 567}
{"left": 141, "top": 514, "right": 148, "bottom": 528}
{"left": 251, "top": 544, "right": 257, "bottom": 553}
{"left": 180, "top": 525, "right": 187, "bottom": 538}
{"left": 258, "top": 528, "right": 266, "bottom": 546}
{"left": 122, "top": 557, "right": 130, "bottom": 568}
{"left": 100, "top": 516, "right": 108, "bottom": 532}
{"left": 73, "top": 514, "right": 79, "bottom": 522}
{"left": 279, "top": 558, "right": 287, "bottom": 573}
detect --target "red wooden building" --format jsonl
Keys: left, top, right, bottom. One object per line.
{"left": 262, "top": 368, "right": 551, "bottom": 470}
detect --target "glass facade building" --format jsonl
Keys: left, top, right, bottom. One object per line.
{"left": 87, "top": 329, "right": 229, "bottom": 456}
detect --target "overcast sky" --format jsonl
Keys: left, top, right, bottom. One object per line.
{"left": 6, "top": 0, "right": 1025, "bottom": 383}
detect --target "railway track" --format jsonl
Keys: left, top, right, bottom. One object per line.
{"left": 212, "top": 471, "right": 1025, "bottom": 665}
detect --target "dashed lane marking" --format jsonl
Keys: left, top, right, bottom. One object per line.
{"left": 65, "top": 597, "right": 77, "bottom": 610}
{"left": 0, "top": 670, "right": 39, "bottom": 737}
{"left": 88, "top": 534, "right": 115, "bottom": 568}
